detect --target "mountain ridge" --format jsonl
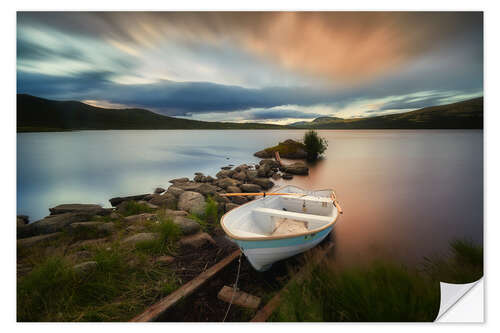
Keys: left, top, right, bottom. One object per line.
{"left": 17, "top": 94, "right": 483, "bottom": 132}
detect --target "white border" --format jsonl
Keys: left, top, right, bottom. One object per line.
{"left": 2, "top": 1, "right": 497, "bottom": 332}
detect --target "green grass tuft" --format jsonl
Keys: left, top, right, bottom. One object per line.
{"left": 135, "top": 217, "right": 181, "bottom": 256}
{"left": 121, "top": 201, "right": 154, "bottom": 217}
{"left": 188, "top": 196, "right": 219, "bottom": 232}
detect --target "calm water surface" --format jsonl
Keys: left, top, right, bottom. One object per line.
{"left": 17, "top": 130, "right": 483, "bottom": 265}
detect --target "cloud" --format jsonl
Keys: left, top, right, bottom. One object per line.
{"left": 16, "top": 12, "right": 483, "bottom": 123}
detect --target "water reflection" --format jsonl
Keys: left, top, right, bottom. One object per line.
{"left": 17, "top": 129, "right": 482, "bottom": 266}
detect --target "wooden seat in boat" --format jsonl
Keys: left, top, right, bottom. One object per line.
{"left": 252, "top": 207, "right": 332, "bottom": 235}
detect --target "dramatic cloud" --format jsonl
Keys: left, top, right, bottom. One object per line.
{"left": 16, "top": 11, "right": 483, "bottom": 123}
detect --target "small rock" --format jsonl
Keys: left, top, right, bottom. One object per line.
{"left": 272, "top": 173, "right": 281, "bottom": 180}
{"left": 282, "top": 173, "right": 294, "bottom": 180}
{"left": 49, "top": 204, "right": 110, "bottom": 216}
{"left": 109, "top": 194, "right": 150, "bottom": 207}
{"left": 177, "top": 191, "right": 207, "bottom": 215}
{"left": 232, "top": 171, "right": 247, "bottom": 181}
{"left": 122, "top": 232, "right": 158, "bottom": 245}
{"left": 172, "top": 216, "right": 201, "bottom": 235}
{"left": 213, "top": 193, "right": 230, "bottom": 204}
{"left": 194, "top": 174, "right": 206, "bottom": 182}
{"left": 169, "top": 177, "right": 190, "bottom": 184}
{"left": 156, "top": 256, "right": 175, "bottom": 265}
{"left": 124, "top": 213, "right": 157, "bottom": 223}
{"left": 167, "top": 186, "right": 185, "bottom": 197}
{"left": 281, "top": 162, "right": 309, "bottom": 175}
{"left": 193, "top": 183, "right": 219, "bottom": 196}
{"left": 220, "top": 166, "right": 232, "bottom": 170}
{"left": 148, "top": 193, "right": 177, "bottom": 208}
{"left": 226, "top": 186, "right": 241, "bottom": 193}
{"left": 179, "top": 232, "right": 216, "bottom": 250}
{"left": 154, "top": 187, "right": 166, "bottom": 194}
{"left": 216, "top": 169, "right": 235, "bottom": 179}
{"left": 73, "top": 261, "right": 98, "bottom": 274}
{"left": 216, "top": 177, "right": 241, "bottom": 189}
{"left": 240, "top": 183, "right": 262, "bottom": 193}
{"left": 252, "top": 178, "right": 274, "bottom": 190}
{"left": 225, "top": 203, "right": 239, "bottom": 212}
{"left": 231, "top": 196, "right": 248, "bottom": 205}
{"left": 235, "top": 164, "right": 249, "bottom": 172}
{"left": 205, "top": 175, "right": 215, "bottom": 183}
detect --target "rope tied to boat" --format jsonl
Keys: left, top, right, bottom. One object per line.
{"left": 222, "top": 252, "right": 243, "bottom": 322}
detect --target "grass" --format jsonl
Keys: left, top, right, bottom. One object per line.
{"left": 121, "top": 201, "right": 155, "bottom": 217}
{"left": 64, "top": 224, "right": 111, "bottom": 242}
{"left": 135, "top": 216, "right": 182, "bottom": 256}
{"left": 269, "top": 239, "right": 483, "bottom": 322}
{"left": 263, "top": 140, "right": 306, "bottom": 157}
{"left": 187, "top": 196, "right": 219, "bottom": 233}
{"left": 17, "top": 241, "right": 180, "bottom": 322}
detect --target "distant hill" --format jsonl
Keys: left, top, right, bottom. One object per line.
{"left": 17, "top": 94, "right": 483, "bottom": 132}
{"left": 16, "top": 94, "right": 285, "bottom": 132}
{"left": 291, "top": 97, "right": 483, "bottom": 129}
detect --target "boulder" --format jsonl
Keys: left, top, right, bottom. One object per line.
{"left": 246, "top": 170, "right": 258, "bottom": 182}
{"left": 225, "top": 203, "right": 239, "bottom": 212}
{"left": 109, "top": 194, "right": 149, "bottom": 207}
{"left": 167, "top": 186, "right": 185, "bottom": 198}
{"left": 172, "top": 216, "right": 201, "bottom": 235}
{"left": 216, "top": 169, "right": 235, "bottom": 179}
{"left": 175, "top": 181, "right": 203, "bottom": 191}
{"left": 177, "top": 191, "right": 207, "bottom": 215}
{"left": 49, "top": 204, "right": 110, "bottom": 216}
{"left": 124, "top": 213, "right": 157, "bottom": 223}
{"left": 254, "top": 139, "right": 307, "bottom": 159}
{"left": 169, "top": 177, "right": 190, "bottom": 184}
{"left": 148, "top": 193, "right": 177, "bottom": 208}
{"left": 109, "top": 211, "right": 121, "bottom": 219}
{"left": 282, "top": 173, "right": 294, "bottom": 180}
{"left": 154, "top": 187, "right": 166, "bottom": 194}
{"left": 137, "top": 200, "right": 159, "bottom": 209}
{"left": 179, "top": 232, "right": 216, "bottom": 250}
{"left": 194, "top": 173, "right": 208, "bottom": 183}
{"left": 205, "top": 175, "right": 215, "bottom": 183}
{"left": 231, "top": 196, "right": 248, "bottom": 205}
{"left": 240, "top": 183, "right": 262, "bottom": 193}
{"left": 232, "top": 171, "right": 247, "bottom": 181}
{"left": 226, "top": 186, "right": 241, "bottom": 193}
{"left": 257, "top": 163, "right": 272, "bottom": 177}
{"left": 281, "top": 162, "right": 309, "bottom": 175}
{"left": 18, "top": 212, "right": 96, "bottom": 238}
{"left": 260, "top": 159, "right": 281, "bottom": 169}
{"left": 216, "top": 177, "right": 241, "bottom": 189}
{"left": 252, "top": 178, "right": 274, "bottom": 190}
{"left": 73, "top": 261, "right": 98, "bottom": 274}
{"left": 122, "top": 232, "right": 158, "bottom": 245}
{"left": 193, "top": 183, "right": 219, "bottom": 196}
{"left": 235, "top": 164, "right": 249, "bottom": 172}
{"left": 17, "top": 232, "right": 62, "bottom": 247}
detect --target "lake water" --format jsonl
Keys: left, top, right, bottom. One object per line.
{"left": 17, "top": 130, "right": 483, "bottom": 265}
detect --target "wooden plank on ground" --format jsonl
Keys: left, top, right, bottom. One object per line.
{"left": 131, "top": 250, "right": 241, "bottom": 322}
{"left": 250, "top": 239, "right": 335, "bottom": 322}
{"left": 217, "top": 285, "right": 261, "bottom": 309}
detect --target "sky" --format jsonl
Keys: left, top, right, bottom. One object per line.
{"left": 17, "top": 12, "right": 483, "bottom": 124}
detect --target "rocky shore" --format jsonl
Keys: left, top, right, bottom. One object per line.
{"left": 16, "top": 148, "right": 310, "bottom": 321}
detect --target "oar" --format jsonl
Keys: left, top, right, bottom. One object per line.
{"left": 331, "top": 191, "right": 343, "bottom": 214}
{"left": 220, "top": 192, "right": 302, "bottom": 197}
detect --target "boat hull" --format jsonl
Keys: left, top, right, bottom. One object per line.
{"left": 232, "top": 226, "right": 333, "bottom": 271}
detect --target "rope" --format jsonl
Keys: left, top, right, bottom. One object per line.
{"left": 222, "top": 252, "right": 243, "bottom": 322}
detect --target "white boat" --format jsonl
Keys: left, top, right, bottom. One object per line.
{"left": 220, "top": 185, "right": 342, "bottom": 271}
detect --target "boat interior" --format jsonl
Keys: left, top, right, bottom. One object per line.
{"left": 223, "top": 187, "right": 338, "bottom": 239}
